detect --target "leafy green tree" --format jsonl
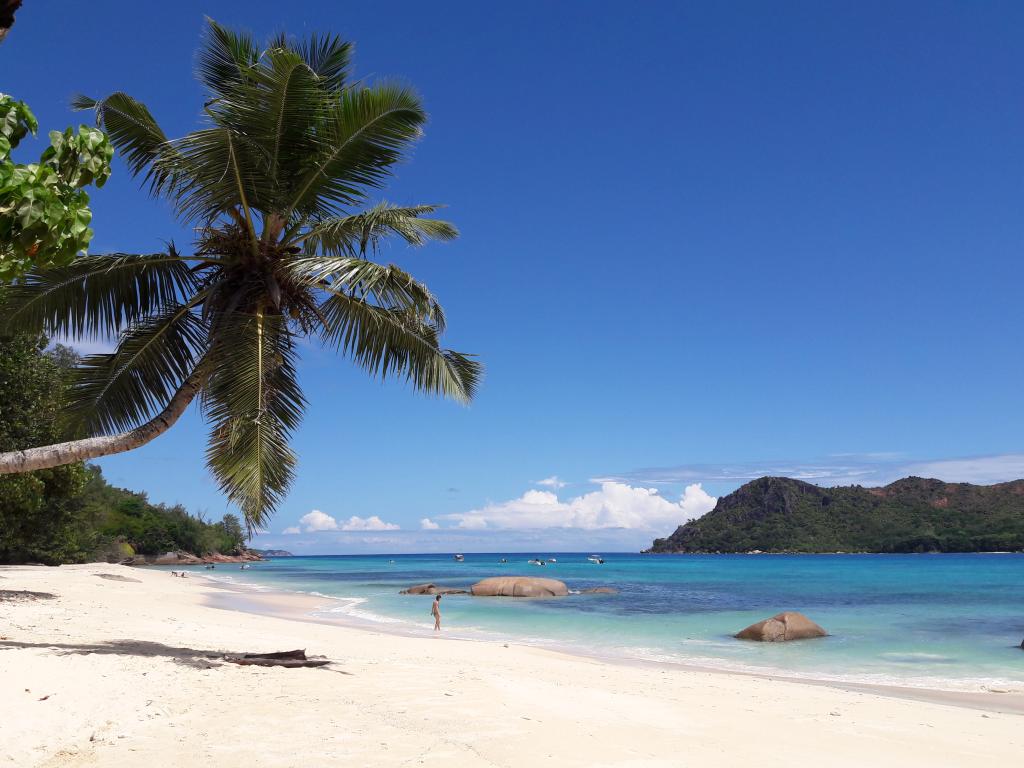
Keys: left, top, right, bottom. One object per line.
{"left": 0, "top": 21, "right": 481, "bottom": 532}
{"left": 0, "top": 331, "right": 89, "bottom": 564}
{"left": 218, "top": 513, "right": 246, "bottom": 552}
{"left": 0, "top": 94, "right": 113, "bottom": 280}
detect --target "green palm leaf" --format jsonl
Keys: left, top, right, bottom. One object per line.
{"left": 319, "top": 292, "right": 480, "bottom": 403}
{"left": 203, "top": 312, "right": 305, "bottom": 531}
{"left": 299, "top": 203, "right": 458, "bottom": 257}
{"left": 295, "top": 32, "right": 352, "bottom": 88}
{"left": 165, "top": 126, "right": 271, "bottom": 226}
{"left": 1, "top": 253, "right": 199, "bottom": 339}
{"left": 285, "top": 84, "right": 427, "bottom": 218}
{"left": 287, "top": 256, "right": 446, "bottom": 330}
{"left": 72, "top": 93, "right": 178, "bottom": 195}
{"left": 66, "top": 301, "right": 208, "bottom": 434}
{"left": 196, "top": 19, "right": 259, "bottom": 101}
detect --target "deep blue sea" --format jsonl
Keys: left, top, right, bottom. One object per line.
{"left": 185, "top": 552, "right": 1024, "bottom": 691}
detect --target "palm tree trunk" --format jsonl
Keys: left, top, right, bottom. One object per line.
{"left": 0, "top": 364, "right": 207, "bottom": 474}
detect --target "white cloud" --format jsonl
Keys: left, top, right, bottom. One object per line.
{"left": 339, "top": 515, "right": 400, "bottom": 531}
{"left": 295, "top": 510, "right": 400, "bottom": 532}
{"left": 298, "top": 510, "right": 340, "bottom": 531}
{"left": 443, "top": 482, "right": 716, "bottom": 531}
{"left": 535, "top": 476, "right": 567, "bottom": 489}
{"left": 420, "top": 518, "right": 440, "bottom": 530}
{"left": 600, "top": 453, "right": 1024, "bottom": 488}
{"left": 281, "top": 526, "right": 301, "bottom": 535}
{"left": 897, "top": 455, "right": 1024, "bottom": 485}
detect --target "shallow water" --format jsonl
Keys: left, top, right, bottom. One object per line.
{"left": 186, "top": 552, "right": 1024, "bottom": 691}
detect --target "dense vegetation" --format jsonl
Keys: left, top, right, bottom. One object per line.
{"left": 0, "top": 328, "right": 246, "bottom": 564}
{"left": 648, "top": 476, "right": 1024, "bottom": 554}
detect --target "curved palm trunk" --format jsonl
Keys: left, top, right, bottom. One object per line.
{"left": 0, "top": 365, "right": 207, "bottom": 474}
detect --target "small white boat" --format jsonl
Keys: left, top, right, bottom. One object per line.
{"left": 528, "top": 558, "right": 546, "bottom": 566}
{"left": 548, "top": 558, "right": 557, "bottom": 563}
{"left": 587, "top": 555, "right": 604, "bottom": 564}
{"left": 453, "top": 553, "right": 465, "bottom": 562}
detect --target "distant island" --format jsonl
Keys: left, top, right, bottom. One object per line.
{"left": 647, "top": 476, "right": 1024, "bottom": 554}
{"left": 249, "top": 549, "right": 294, "bottom": 558}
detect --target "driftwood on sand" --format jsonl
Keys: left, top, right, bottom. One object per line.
{"left": 223, "top": 649, "right": 331, "bottom": 668}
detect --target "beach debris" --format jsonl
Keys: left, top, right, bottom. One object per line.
{"left": 735, "top": 612, "right": 828, "bottom": 642}
{"left": 470, "top": 576, "right": 568, "bottom": 597}
{"left": 223, "top": 649, "right": 331, "bottom": 668}
{"left": 0, "top": 590, "right": 55, "bottom": 602}
{"left": 399, "top": 583, "right": 469, "bottom": 595}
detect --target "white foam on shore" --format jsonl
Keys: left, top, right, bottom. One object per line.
{"left": 196, "top": 569, "right": 1024, "bottom": 694}
{"left": 615, "top": 645, "right": 1023, "bottom": 693}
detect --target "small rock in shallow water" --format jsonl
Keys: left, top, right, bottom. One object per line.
{"left": 735, "top": 612, "right": 827, "bottom": 642}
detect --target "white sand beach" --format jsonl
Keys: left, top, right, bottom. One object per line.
{"left": 2, "top": 563, "right": 1021, "bottom": 768}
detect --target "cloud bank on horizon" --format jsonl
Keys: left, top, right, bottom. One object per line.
{"left": 441, "top": 481, "right": 715, "bottom": 531}
{"left": 284, "top": 510, "right": 401, "bottom": 534}
{"left": 258, "top": 452, "right": 1024, "bottom": 554}
{"left": 280, "top": 481, "right": 716, "bottom": 536}
{"left": 269, "top": 480, "right": 717, "bottom": 553}
{"left": 595, "top": 453, "right": 1024, "bottom": 488}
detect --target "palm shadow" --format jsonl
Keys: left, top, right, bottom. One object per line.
{"left": 2, "top": 639, "right": 252, "bottom": 669}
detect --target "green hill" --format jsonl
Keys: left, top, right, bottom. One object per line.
{"left": 647, "top": 476, "right": 1024, "bottom": 553}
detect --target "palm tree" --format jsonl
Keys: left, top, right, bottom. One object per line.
{"left": 0, "top": 21, "right": 481, "bottom": 531}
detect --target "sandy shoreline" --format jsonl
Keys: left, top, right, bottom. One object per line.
{"left": 2, "top": 564, "right": 1022, "bottom": 767}
{"left": 200, "top": 576, "right": 1024, "bottom": 714}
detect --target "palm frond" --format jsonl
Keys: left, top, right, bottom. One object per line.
{"left": 66, "top": 301, "right": 208, "bottom": 435}
{"left": 300, "top": 202, "right": 458, "bottom": 256}
{"left": 72, "top": 93, "right": 177, "bottom": 194}
{"left": 163, "top": 127, "right": 271, "bottom": 225}
{"left": 207, "top": 46, "right": 323, "bottom": 206}
{"left": 203, "top": 312, "right": 305, "bottom": 531}
{"left": 197, "top": 18, "right": 259, "bottom": 101}
{"left": 298, "top": 32, "right": 352, "bottom": 89}
{"left": 1, "top": 253, "right": 200, "bottom": 339}
{"left": 285, "top": 84, "right": 427, "bottom": 217}
{"left": 288, "top": 256, "right": 446, "bottom": 330}
{"left": 319, "top": 292, "right": 480, "bottom": 403}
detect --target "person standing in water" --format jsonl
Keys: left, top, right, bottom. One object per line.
{"left": 432, "top": 594, "right": 442, "bottom": 631}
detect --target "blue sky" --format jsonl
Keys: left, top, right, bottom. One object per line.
{"left": 5, "top": 2, "right": 1024, "bottom": 552}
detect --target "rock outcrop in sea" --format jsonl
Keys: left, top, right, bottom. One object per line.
{"left": 400, "top": 583, "right": 469, "bottom": 595}
{"left": 735, "top": 612, "right": 827, "bottom": 642}
{"left": 470, "top": 576, "right": 569, "bottom": 597}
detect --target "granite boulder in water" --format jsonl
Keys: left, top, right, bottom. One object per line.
{"left": 470, "top": 576, "right": 568, "bottom": 597}
{"left": 735, "top": 611, "right": 827, "bottom": 642}
{"left": 399, "top": 583, "right": 468, "bottom": 595}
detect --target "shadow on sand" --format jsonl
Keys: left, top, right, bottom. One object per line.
{"left": 2, "top": 639, "right": 251, "bottom": 669}
{"left": 0, "top": 639, "right": 351, "bottom": 673}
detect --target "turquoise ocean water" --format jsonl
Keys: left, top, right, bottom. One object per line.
{"left": 185, "top": 553, "right": 1024, "bottom": 691}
